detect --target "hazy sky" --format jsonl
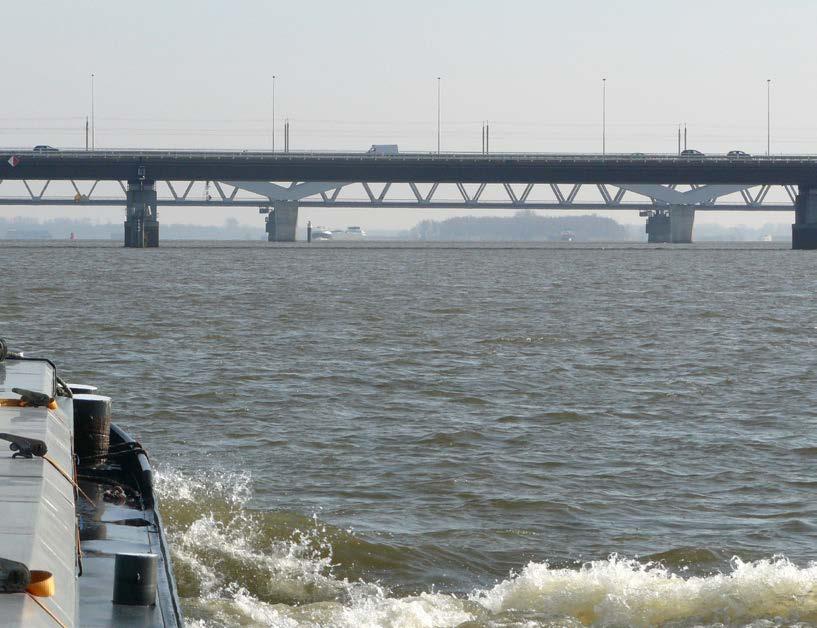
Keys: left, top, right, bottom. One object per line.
{"left": 1, "top": 1, "right": 814, "bottom": 229}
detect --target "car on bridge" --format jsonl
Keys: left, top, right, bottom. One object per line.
{"left": 727, "top": 150, "right": 751, "bottom": 158}
{"left": 32, "top": 145, "right": 59, "bottom": 153}
{"left": 681, "top": 149, "right": 704, "bottom": 156}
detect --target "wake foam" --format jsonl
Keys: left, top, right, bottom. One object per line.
{"left": 473, "top": 555, "right": 817, "bottom": 627}
{"left": 155, "top": 468, "right": 817, "bottom": 627}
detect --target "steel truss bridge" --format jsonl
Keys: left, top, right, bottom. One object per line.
{"left": 0, "top": 150, "right": 816, "bottom": 248}
{"left": 0, "top": 178, "right": 798, "bottom": 211}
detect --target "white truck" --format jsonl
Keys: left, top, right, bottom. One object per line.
{"left": 367, "top": 144, "right": 399, "bottom": 155}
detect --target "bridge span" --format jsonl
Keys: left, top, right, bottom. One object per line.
{"left": 1, "top": 149, "right": 816, "bottom": 248}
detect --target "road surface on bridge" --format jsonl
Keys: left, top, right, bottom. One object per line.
{"left": 3, "top": 150, "right": 817, "bottom": 184}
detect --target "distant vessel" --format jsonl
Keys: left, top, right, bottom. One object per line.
{"left": 560, "top": 230, "right": 575, "bottom": 242}
{"left": 310, "top": 226, "right": 334, "bottom": 241}
{"left": 759, "top": 234, "right": 773, "bottom": 242}
{"left": 332, "top": 226, "right": 367, "bottom": 240}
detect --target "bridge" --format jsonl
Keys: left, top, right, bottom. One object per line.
{"left": 1, "top": 149, "right": 816, "bottom": 248}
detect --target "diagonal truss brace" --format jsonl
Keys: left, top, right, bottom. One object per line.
{"left": 22, "top": 180, "right": 51, "bottom": 199}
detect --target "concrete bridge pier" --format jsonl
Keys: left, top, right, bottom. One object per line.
{"left": 124, "top": 181, "right": 159, "bottom": 248}
{"left": 793, "top": 185, "right": 817, "bottom": 249}
{"left": 227, "top": 181, "right": 347, "bottom": 241}
{"left": 645, "top": 210, "right": 670, "bottom": 242}
{"left": 669, "top": 206, "right": 695, "bottom": 243}
{"left": 265, "top": 201, "right": 299, "bottom": 242}
{"left": 645, "top": 206, "right": 695, "bottom": 243}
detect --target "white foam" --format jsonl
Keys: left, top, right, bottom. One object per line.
{"left": 231, "top": 589, "right": 300, "bottom": 627}
{"left": 336, "top": 588, "right": 472, "bottom": 628}
{"left": 157, "top": 475, "right": 348, "bottom": 604}
{"left": 472, "top": 554, "right": 817, "bottom": 626}
{"left": 155, "top": 466, "right": 252, "bottom": 507}
{"left": 182, "top": 553, "right": 817, "bottom": 627}
{"left": 155, "top": 469, "right": 817, "bottom": 627}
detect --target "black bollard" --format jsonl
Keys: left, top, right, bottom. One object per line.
{"left": 112, "top": 553, "right": 157, "bottom": 606}
{"left": 73, "top": 394, "right": 111, "bottom": 465}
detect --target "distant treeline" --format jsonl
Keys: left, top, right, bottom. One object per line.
{"left": 409, "top": 211, "right": 631, "bottom": 241}
{"left": 0, "top": 217, "right": 263, "bottom": 240}
{"left": 0, "top": 214, "right": 794, "bottom": 242}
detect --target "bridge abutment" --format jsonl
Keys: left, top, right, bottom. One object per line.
{"left": 645, "top": 206, "right": 695, "bottom": 243}
{"left": 792, "top": 185, "right": 817, "bottom": 249}
{"left": 124, "top": 181, "right": 159, "bottom": 248}
{"left": 265, "top": 202, "right": 299, "bottom": 242}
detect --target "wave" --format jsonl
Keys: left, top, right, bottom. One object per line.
{"left": 471, "top": 555, "right": 817, "bottom": 627}
{"left": 155, "top": 468, "right": 817, "bottom": 627}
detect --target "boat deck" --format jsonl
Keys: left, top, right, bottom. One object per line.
{"left": 77, "top": 429, "right": 181, "bottom": 627}
{"left": 0, "top": 356, "right": 182, "bottom": 627}
{"left": 0, "top": 359, "right": 77, "bottom": 627}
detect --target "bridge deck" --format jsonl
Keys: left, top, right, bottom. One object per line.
{"left": 3, "top": 150, "right": 817, "bottom": 184}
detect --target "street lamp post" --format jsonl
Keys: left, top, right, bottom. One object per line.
{"left": 272, "top": 75, "right": 276, "bottom": 152}
{"left": 602, "top": 78, "right": 606, "bottom": 155}
{"left": 437, "top": 77, "right": 441, "bottom": 154}
{"left": 90, "top": 73, "right": 95, "bottom": 151}
{"left": 767, "top": 79, "right": 771, "bottom": 156}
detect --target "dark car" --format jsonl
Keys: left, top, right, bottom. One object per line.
{"left": 681, "top": 149, "right": 704, "bottom": 156}
{"left": 727, "top": 150, "right": 750, "bottom": 158}
{"left": 32, "top": 145, "right": 59, "bottom": 153}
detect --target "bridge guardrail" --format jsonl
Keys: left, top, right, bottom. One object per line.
{"left": 5, "top": 149, "right": 817, "bottom": 164}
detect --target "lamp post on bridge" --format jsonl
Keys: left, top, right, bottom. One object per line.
{"left": 602, "top": 77, "right": 606, "bottom": 155}
{"left": 481, "top": 120, "right": 490, "bottom": 154}
{"left": 437, "top": 76, "right": 441, "bottom": 154}
{"left": 767, "top": 79, "right": 771, "bottom": 156}
{"left": 272, "top": 75, "right": 276, "bottom": 152}
{"left": 90, "top": 73, "right": 95, "bottom": 151}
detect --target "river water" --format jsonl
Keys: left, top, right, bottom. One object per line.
{"left": 2, "top": 241, "right": 817, "bottom": 627}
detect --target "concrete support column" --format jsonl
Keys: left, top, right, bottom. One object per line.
{"left": 124, "top": 181, "right": 159, "bottom": 248}
{"left": 669, "top": 206, "right": 695, "bottom": 244}
{"left": 792, "top": 185, "right": 817, "bottom": 249}
{"left": 645, "top": 206, "right": 695, "bottom": 243}
{"left": 265, "top": 201, "right": 299, "bottom": 242}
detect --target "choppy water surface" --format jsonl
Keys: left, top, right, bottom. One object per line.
{"left": 2, "top": 240, "right": 817, "bottom": 627}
